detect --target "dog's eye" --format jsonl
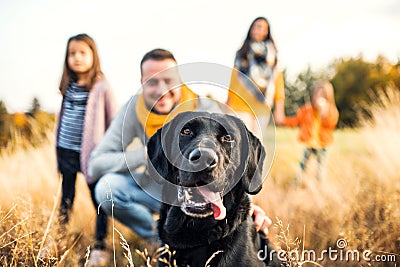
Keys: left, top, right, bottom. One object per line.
{"left": 222, "top": 134, "right": 234, "bottom": 142}
{"left": 181, "top": 128, "right": 192, "bottom": 136}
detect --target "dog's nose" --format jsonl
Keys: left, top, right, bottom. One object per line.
{"left": 188, "top": 148, "right": 218, "bottom": 171}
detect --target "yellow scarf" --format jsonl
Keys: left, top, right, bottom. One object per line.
{"left": 136, "top": 85, "right": 198, "bottom": 137}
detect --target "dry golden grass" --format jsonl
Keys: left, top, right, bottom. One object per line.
{"left": 254, "top": 89, "right": 400, "bottom": 266}
{"left": 1, "top": 89, "right": 400, "bottom": 266}
{"left": 0, "top": 139, "right": 151, "bottom": 266}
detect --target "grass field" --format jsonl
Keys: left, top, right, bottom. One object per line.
{"left": 1, "top": 91, "right": 399, "bottom": 266}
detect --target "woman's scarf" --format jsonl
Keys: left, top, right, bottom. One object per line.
{"left": 236, "top": 40, "right": 277, "bottom": 106}
{"left": 136, "top": 85, "right": 198, "bottom": 137}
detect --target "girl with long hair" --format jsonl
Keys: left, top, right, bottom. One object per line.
{"left": 55, "top": 33, "right": 117, "bottom": 264}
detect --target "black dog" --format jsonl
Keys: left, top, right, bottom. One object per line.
{"left": 147, "top": 112, "right": 279, "bottom": 267}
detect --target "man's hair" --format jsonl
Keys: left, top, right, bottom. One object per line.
{"left": 140, "top": 48, "right": 177, "bottom": 75}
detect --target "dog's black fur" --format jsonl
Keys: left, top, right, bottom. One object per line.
{"left": 147, "top": 112, "right": 279, "bottom": 267}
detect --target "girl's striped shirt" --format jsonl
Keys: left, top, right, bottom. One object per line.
{"left": 57, "top": 82, "right": 89, "bottom": 152}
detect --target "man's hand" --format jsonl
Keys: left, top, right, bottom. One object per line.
{"left": 250, "top": 203, "right": 272, "bottom": 236}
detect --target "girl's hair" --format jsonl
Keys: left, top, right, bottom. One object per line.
{"left": 59, "top": 33, "right": 103, "bottom": 95}
{"left": 312, "top": 81, "right": 337, "bottom": 106}
{"left": 237, "top": 17, "right": 277, "bottom": 65}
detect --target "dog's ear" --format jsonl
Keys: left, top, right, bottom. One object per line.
{"left": 242, "top": 129, "right": 266, "bottom": 194}
{"left": 147, "top": 127, "right": 171, "bottom": 183}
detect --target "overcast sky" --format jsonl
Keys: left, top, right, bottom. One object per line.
{"left": 0, "top": 0, "right": 399, "bottom": 112}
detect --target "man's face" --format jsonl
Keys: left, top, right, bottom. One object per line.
{"left": 141, "top": 59, "right": 181, "bottom": 114}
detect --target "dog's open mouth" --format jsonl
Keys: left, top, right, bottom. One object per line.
{"left": 178, "top": 186, "right": 226, "bottom": 220}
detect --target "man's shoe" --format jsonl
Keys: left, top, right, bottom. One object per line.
{"left": 87, "top": 249, "right": 110, "bottom": 267}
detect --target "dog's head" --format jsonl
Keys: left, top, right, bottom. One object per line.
{"left": 147, "top": 111, "right": 265, "bottom": 221}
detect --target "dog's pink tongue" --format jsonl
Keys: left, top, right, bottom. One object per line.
{"left": 198, "top": 187, "right": 226, "bottom": 220}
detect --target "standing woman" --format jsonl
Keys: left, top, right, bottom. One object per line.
{"left": 227, "top": 17, "right": 285, "bottom": 138}
{"left": 55, "top": 33, "right": 117, "bottom": 260}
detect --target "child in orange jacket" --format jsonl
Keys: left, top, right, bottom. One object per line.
{"left": 284, "top": 81, "right": 339, "bottom": 181}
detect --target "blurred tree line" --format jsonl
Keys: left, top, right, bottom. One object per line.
{"left": 1, "top": 54, "right": 399, "bottom": 152}
{"left": 0, "top": 97, "right": 55, "bottom": 152}
{"left": 283, "top": 55, "right": 400, "bottom": 127}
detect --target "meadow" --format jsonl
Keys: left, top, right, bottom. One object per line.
{"left": 0, "top": 90, "right": 399, "bottom": 266}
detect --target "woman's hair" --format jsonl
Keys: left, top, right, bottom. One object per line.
{"left": 59, "top": 33, "right": 103, "bottom": 95}
{"left": 312, "top": 81, "right": 337, "bottom": 106}
{"left": 237, "top": 17, "right": 277, "bottom": 64}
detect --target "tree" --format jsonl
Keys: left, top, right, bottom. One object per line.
{"left": 283, "top": 55, "right": 399, "bottom": 127}
{"left": 283, "top": 67, "right": 329, "bottom": 116}
{"left": 0, "top": 100, "right": 11, "bottom": 148}
{"left": 0, "top": 100, "right": 7, "bottom": 115}
{"left": 331, "top": 55, "right": 397, "bottom": 127}
{"left": 28, "top": 97, "right": 41, "bottom": 116}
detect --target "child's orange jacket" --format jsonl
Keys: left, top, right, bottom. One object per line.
{"left": 284, "top": 104, "right": 339, "bottom": 147}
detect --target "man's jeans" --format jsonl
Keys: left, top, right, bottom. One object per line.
{"left": 95, "top": 172, "right": 161, "bottom": 240}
